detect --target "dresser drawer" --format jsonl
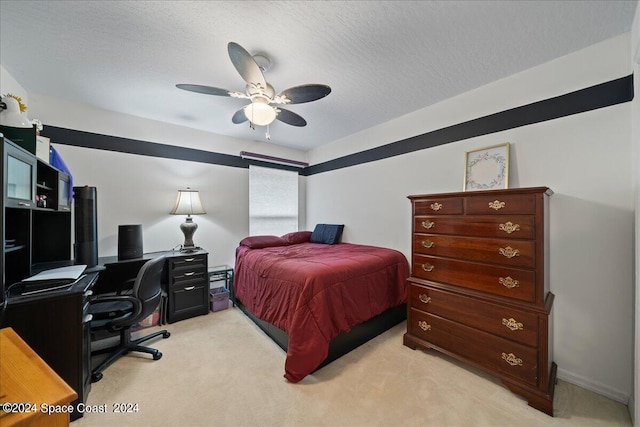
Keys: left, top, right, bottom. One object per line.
{"left": 409, "top": 309, "right": 538, "bottom": 386}
{"left": 414, "top": 215, "right": 534, "bottom": 238}
{"left": 412, "top": 235, "right": 535, "bottom": 268}
{"left": 412, "top": 254, "right": 535, "bottom": 302}
{"left": 465, "top": 193, "right": 536, "bottom": 215}
{"left": 409, "top": 283, "right": 538, "bottom": 347}
{"left": 414, "top": 198, "right": 463, "bottom": 215}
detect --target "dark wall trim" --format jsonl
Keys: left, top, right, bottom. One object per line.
{"left": 302, "top": 74, "right": 633, "bottom": 176}
{"left": 42, "top": 74, "right": 633, "bottom": 177}
{"left": 41, "top": 126, "right": 304, "bottom": 173}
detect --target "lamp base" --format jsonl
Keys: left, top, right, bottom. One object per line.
{"left": 180, "top": 216, "right": 198, "bottom": 249}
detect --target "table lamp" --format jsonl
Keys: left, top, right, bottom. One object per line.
{"left": 169, "top": 188, "right": 206, "bottom": 251}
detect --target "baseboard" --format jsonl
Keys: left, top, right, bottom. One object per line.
{"left": 557, "top": 367, "right": 629, "bottom": 405}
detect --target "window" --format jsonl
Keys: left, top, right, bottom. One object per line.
{"left": 249, "top": 165, "right": 298, "bottom": 235}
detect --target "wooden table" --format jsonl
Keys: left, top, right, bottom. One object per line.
{"left": 0, "top": 327, "right": 78, "bottom": 427}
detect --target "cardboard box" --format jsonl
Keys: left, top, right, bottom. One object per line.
{"left": 210, "top": 286, "right": 230, "bottom": 312}
{"left": 36, "top": 136, "right": 50, "bottom": 163}
{"left": 132, "top": 309, "right": 161, "bottom": 331}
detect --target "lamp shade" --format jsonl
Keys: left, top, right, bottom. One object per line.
{"left": 169, "top": 188, "right": 206, "bottom": 216}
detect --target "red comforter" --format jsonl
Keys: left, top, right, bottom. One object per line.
{"left": 234, "top": 242, "right": 409, "bottom": 382}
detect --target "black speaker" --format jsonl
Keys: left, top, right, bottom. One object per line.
{"left": 73, "top": 186, "right": 98, "bottom": 267}
{"left": 118, "top": 224, "right": 143, "bottom": 260}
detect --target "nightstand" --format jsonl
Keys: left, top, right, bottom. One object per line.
{"left": 208, "top": 264, "right": 234, "bottom": 306}
{"left": 165, "top": 250, "right": 209, "bottom": 323}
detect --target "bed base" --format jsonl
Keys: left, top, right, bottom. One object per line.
{"left": 235, "top": 298, "right": 406, "bottom": 372}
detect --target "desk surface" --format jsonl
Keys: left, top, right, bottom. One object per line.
{"left": 6, "top": 272, "right": 98, "bottom": 304}
{"left": 0, "top": 327, "right": 77, "bottom": 426}
{"left": 98, "top": 250, "right": 170, "bottom": 266}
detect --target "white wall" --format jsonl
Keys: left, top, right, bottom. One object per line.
{"left": 307, "top": 34, "right": 634, "bottom": 404}
{"left": 2, "top": 32, "right": 635, "bottom": 407}
{"left": 0, "top": 72, "right": 308, "bottom": 267}
{"left": 631, "top": 2, "right": 640, "bottom": 423}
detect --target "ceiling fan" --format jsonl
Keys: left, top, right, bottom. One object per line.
{"left": 176, "top": 42, "right": 331, "bottom": 140}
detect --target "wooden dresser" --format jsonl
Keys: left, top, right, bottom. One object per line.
{"left": 403, "top": 187, "right": 556, "bottom": 415}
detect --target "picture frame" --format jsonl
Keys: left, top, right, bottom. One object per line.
{"left": 463, "top": 142, "right": 510, "bottom": 191}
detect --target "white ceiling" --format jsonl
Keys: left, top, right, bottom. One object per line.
{"left": 0, "top": 1, "right": 637, "bottom": 152}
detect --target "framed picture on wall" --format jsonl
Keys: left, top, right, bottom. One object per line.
{"left": 463, "top": 142, "right": 510, "bottom": 191}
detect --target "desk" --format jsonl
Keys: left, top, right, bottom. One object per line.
{"left": 0, "top": 249, "right": 209, "bottom": 423}
{"left": 1, "top": 273, "right": 98, "bottom": 422}
{"left": 0, "top": 327, "right": 77, "bottom": 427}
{"left": 93, "top": 251, "right": 167, "bottom": 295}
{"left": 96, "top": 249, "right": 210, "bottom": 324}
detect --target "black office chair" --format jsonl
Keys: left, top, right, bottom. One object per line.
{"left": 89, "top": 255, "right": 170, "bottom": 382}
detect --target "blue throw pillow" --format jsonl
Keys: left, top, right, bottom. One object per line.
{"left": 310, "top": 224, "right": 344, "bottom": 245}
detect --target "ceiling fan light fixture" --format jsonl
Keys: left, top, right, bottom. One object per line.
{"left": 244, "top": 98, "right": 276, "bottom": 126}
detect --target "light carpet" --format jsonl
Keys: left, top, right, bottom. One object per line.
{"left": 75, "top": 307, "right": 631, "bottom": 427}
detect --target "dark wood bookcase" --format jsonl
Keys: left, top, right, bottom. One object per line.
{"left": 1, "top": 135, "right": 90, "bottom": 421}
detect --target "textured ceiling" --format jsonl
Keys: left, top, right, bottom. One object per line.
{"left": 0, "top": 1, "right": 637, "bottom": 151}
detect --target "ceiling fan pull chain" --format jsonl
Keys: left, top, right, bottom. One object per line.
{"left": 266, "top": 124, "right": 271, "bottom": 140}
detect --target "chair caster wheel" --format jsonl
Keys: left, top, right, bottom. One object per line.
{"left": 153, "top": 351, "right": 162, "bottom": 360}
{"left": 92, "top": 372, "right": 103, "bottom": 383}
{"left": 163, "top": 331, "right": 171, "bottom": 339}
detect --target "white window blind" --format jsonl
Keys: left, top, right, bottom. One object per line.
{"left": 249, "top": 165, "right": 298, "bottom": 236}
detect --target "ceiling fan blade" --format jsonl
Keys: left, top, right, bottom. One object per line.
{"left": 176, "top": 84, "right": 233, "bottom": 96}
{"left": 276, "top": 84, "right": 331, "bottom": 104}
{"left": 228, "top": 42, "right": 267, "bottom": 88}
{"left": 276, "top": 108, "right": 307, "bottom": 127}
{"left": 232, "top": 108, "right": 248, "bottom": 124}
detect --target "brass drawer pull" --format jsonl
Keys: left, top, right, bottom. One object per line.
{"left": 421, "top": 220, "right": 435, "bottom": 230}
{"left": 499, "top": 276, "right": 519, "bottom": 288}
{"left": 498, "top": 246, "right": 520, "bottom": 258}
{"left": 489, "top": 200, "right": 506, "bottom": 210}
{"left": 502, "top": 317, "right": 524, "bottom": 331}
{"left": 418, "top": 294, "right": 431, "bottom": 304}
{"left": 418, "top": 321, "right": 431, "bottom": 331}
{"left": 498, "top": 221, "right": 520, "bottom": 234}
{"left": 421, "top": 240, "right": 434, "bottom": 248}
{"left": 430, "top": 202, "right": 443, "bottom": 211}
{"left": 501, "top": 352, "right": 523, "bottom": 366}
{"left": 184, "top": 286, "right": 195, "bottom": 291}
{"left": 421, "top": 263, "right": 434, "bottom": 272}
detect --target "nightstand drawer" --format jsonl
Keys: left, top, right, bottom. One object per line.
{"left": 168, "top": 282, "right": 209, "bottom": 323}
{"left": 167, "top": 254, "right": 207, "bottom": 272}
{"left": 170, "top": 270, "right": 207, "bottom": 285}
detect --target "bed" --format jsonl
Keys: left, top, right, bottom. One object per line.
{"left": 233, "top": 226, "right": 409, "bottom": 383}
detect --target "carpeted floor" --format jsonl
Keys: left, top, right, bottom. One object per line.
{"left": 76, "top": 307, "right": 632, "bottom": 427}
